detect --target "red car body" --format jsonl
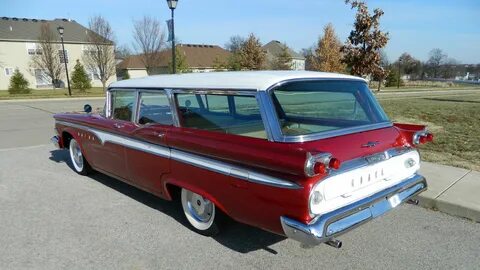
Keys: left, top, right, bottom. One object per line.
{"left": 52, "top": 71, "right": 430, "bottom": 246}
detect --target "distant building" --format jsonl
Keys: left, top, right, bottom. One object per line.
{"left": 0, "top": 17, "right": 116, "bottom": 90}
{"left": 262, "top": 40, "right": 305, "bottom": 71}
{"left": 117, "top": 44, "right": 231, "bottom": 78}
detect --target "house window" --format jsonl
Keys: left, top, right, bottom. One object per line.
{"left": 58, "top": 50, "right": 69, "bottom": 63}
{"left": 34, "top": 69, "right": 50, "bottom": 86}
{"left": 26, "top": 43, "right": 42, "bottom": 55}
{"left": 88, "top": 68, "right": 100, "bottom": 81}
{"left": 4, "top": 67, "right": 14, "bottom": 76}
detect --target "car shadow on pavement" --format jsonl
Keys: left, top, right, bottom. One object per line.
{"left": 49, "top": 149, "right": 286, "bottom": 254}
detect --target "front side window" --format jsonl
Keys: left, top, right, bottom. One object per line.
{"left": 272, "top": 80, "right": 390, "bottom": 136}
{"left": 176, "top": 93, "right": 267, "bottom": 139}
{"left": 138, "top": 92, "right": 173, "bottom": 125}
{"left": 112, "top": 91, "right": 136, "bottom": 121}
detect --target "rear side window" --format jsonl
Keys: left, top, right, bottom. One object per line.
{"left": 272, "top": 81, "right": 390, "bottom": 136}
{"left": 112, "top": 91, "right": 136, "bottom": 121}
{"left": 138, "top": 92, "right": 173, "bottom": 125}
{"left": 176, "top": 93, "right": 267, "bottom": 139}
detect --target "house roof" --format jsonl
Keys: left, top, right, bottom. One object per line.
{"left": 117, "top": 44, "right": 231, "bottom": 70}
{"left": 0, "top": 17, "right": 112, "bottom": 44}
{"left": 109, "top": 70, "right": 365, "bottom": 91}
{"left": 262, "top": 40, "right": 304, "bottom": 60}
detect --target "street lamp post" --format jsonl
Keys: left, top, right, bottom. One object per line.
{"left": 397, "top": 59, "right": 402, "bottom": 89}
{"left": 57, "top": 26, "right": 71, "bottom": 96}
{"left": 166, "top": 0, "right": 178, "bottom": 74}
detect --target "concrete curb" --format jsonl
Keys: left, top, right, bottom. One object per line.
{"left": 0, "top": 96, "right": 104, "bottom": 103}
{"left": 417, "top": 162, "right": 479, "bottom": 222}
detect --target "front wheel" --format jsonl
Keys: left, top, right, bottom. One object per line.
{"left": 181, "top": 188, "right": 221, "bottom": 236}
{"left": 69, "top": 138, "right": 92, "bottom": 175}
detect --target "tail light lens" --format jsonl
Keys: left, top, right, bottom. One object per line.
{"left": 328, "top": 158, "right": 341, "bottom": 170}
{"left": 305, "top": 152, "right": 341, "bottom": 177}
{"left": 413, "top": 131, "right": 434, "bottom": 145}
{"left": 314, "top": 162, "right": 327, "bottom": 174}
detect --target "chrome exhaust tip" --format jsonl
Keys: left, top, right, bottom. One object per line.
{"left": 325, "top": 239, "right": 342, "bottom": 248}
{"left": 407, "top": 199, "right": 419, "bottom": 205}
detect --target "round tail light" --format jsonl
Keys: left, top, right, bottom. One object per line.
{"left": 328, "top": 158, "right": 341, "bottom": 170}
{"left": 426, "top": 133, "right": 434, "bottom": 142}
{"left": 314, "top": 162, "right": 327, "bottom": 174}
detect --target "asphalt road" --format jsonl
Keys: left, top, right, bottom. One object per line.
{"left": 0, "top": 97, "right": 479, "bottom": 269}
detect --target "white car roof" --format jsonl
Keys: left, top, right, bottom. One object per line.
{"left": 110, "top": 71, "right": 366, "bottom": 91}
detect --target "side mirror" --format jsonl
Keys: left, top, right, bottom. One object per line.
{"left": 84, "top": 104, "right": 92, "bottom": 113}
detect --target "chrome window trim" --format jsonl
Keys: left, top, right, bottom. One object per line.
{"left": 134, "top": 89, "right": 176, "bottom": 127}
{"left": 263, "top": 78, "right": 393, "bottom": 143}
{"left": 56, "top": 120, "right": 300, "bottom": 189}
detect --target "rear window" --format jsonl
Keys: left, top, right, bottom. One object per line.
{"left": 272, "top": 81, "right": 390, "bottom": 136}
{"left": 176, "top": 93, "right": 267, "bottom": 139}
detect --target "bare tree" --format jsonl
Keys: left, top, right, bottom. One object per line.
{"left": 427, "top": 48, "right": 447, "bottom": 78}
{"left": 115, "top": 44, "right": 132, "bottom": 59}
{"left": 30, "top": 23, "right": 64, "bottom": 88}
{"left": 83, "top": 15, "right": 116, "bottom": 91}
{"left": 225, "top": 35, "right": 245, "bottom": 52}
{"left": 132, "top": 16, "right": 165, "bottom": 74}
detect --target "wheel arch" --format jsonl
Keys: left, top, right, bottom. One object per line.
{"left": 164, "top": 179, "right": 230, "bottom": 216}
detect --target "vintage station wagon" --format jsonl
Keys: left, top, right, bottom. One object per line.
{"left": 52, "top": 71, "right": 432, "bottom": 248}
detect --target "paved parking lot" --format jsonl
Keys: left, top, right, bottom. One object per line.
{"left": 1, "top": 98, "right": 480, "bottom": 269}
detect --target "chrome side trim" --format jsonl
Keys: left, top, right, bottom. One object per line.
{"left": 170, "top": 150, "right": 300, "bottom": 189}
{"left": 280, "top": 173, "right": 427, "bottom": 246}
{"left": 55, "top": 120, "right": 301, "bottom": 189}
{"left": 56, "top": 120, "right": 171, "bottom": 158}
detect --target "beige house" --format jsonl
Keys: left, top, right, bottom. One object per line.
{"left": 117, "top": 44, "right": 231, "bottom": 79}
{"left": 0, "top": 17, "right": 116, "bottom": 90}
{"left": 262, "top": 40, "right": 305, "bottom": 71}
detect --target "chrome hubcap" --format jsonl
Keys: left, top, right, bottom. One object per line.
{"left": 70, "top": 140, "right": 83, "bottom": 170}
{"left": 185, "top": 191, "right": 213, "bottom": 223}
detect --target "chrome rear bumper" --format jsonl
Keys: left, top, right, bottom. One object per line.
{"left": 280, "top": 173, "right": 427, "bottom": 246}
{"left": 51, "top": 136, "right": 60, "bottom": 149}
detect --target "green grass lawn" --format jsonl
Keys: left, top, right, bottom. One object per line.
{"left": 380, "top": 92, "right": 480, "bottom": 171}
{"left": 0, "top": 87, "right": 105, "bottom": 100}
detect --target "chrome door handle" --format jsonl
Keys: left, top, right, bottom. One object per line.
{"left": 113, "top": 123, "right": 125, "bottom": 128}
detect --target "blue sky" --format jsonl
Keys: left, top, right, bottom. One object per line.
{"left": 2, "top": 0, "right": 479, "bottom": 63}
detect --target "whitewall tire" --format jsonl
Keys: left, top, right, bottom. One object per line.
{"left": 181, "top": 188, "right": 221, "bottom": 236}
{"left": 69, "top": 138, "right": 91, "bottom": 175}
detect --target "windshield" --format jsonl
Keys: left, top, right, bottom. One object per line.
{"left": 271, "top": 80, "right": 390, "bottom": 136}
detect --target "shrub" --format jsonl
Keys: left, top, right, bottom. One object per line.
{"left": 385, "top": 70, "right": 404, "bottom": 87}
{"left": 71, "top": 60, "right": 92, "bottom": 91}
{"left": 8, "top": 69, "right": 31, "bottom": 94}
{"left": 123, "top": 70, "right": 130, "bottom": 80}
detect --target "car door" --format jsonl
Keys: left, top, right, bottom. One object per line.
{"left": 87, "top": 90, "right": 137, "bottom": 181}
{"left": 125, "top": 90, "right": 174, "bottom": 191}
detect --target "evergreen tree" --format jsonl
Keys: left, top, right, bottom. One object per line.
{"left": 123, "top": 70, "right": 130, "bottom": 79}
{"left": 385, "top": 70, "right": 403, "bottom": 87}
{"left": 312, "top": 23, "right": 346, "bottom": 73}
{"left": 169, "top": 47, "right": 190, "bottom": 73}
{"left": 239, "top": 33, "right": 266, "bottom": 70}
{"left": 272, "top": 43, "right": 293, "bottom": 70}
{"left": 8, "top": 69, "right": 30, "bottom": 94}
{"left": 71, "top": 60, "right": 92, "bottom": 91}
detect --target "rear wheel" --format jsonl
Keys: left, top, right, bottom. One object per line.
{"left": 69, "top": 138, "right": 91, "bottom": 175}
{"left": 181, "top": 188, "right": 221, "bottom": 236}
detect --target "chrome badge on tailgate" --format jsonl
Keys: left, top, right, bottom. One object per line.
{"left": 365, "top": 152, "right": 387, "bottom": 164}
